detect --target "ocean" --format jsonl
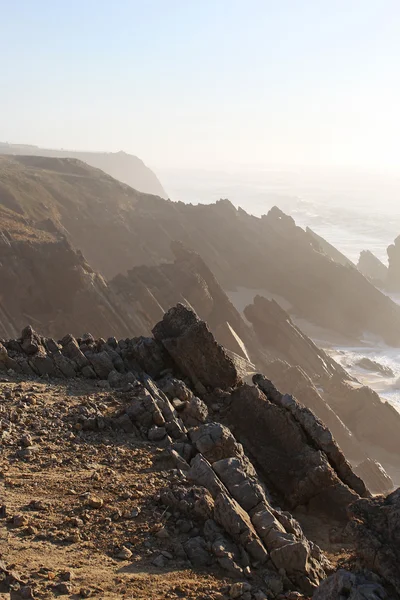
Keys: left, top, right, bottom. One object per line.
{"left": 158, "top": 165, "right": 400, "bottom": 411}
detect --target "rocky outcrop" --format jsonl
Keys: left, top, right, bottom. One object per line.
{"left": 357, "top": 250, "right": 388, "bottom": 285}
{"left": 354, "top": 459, "right": 394, "bottom": 495}
{"left": 0, "top": 231, "right": 136, "bottom": 340}
{"left": 0, "top": 303, "right": 398, "bottom": 598}
{"left": 153, "top": 303, "right": 240, "bottom": 393}
{"left": 387, "top": 235, "right": 400, "bottom": 291}
{"left": 355, "top": 357, "right": 394, "bottom": 377}
{"left": 229, "top": 383, "right": 366, "bottom": 519}
{"left": 349, "top": 489, "right": 400, "bottom": 595}
{"left": 313, "top": 569, "right": 391, "bottom": 600}
{"left": 306, "top": 227, "right": 354, "bottom": 267}
{"left": 0, "top": 143, "right": 167, "bottom": 197}
{"left": 253, "top": 374, "right": 368, "bottom": 498}
{"left": 2, "top": 155, "right": 400, "bottom": 344}
{"left": 261, "top": 360, "right": 365, "bottom": 463}
{"left": 111, "top": 242, "right": 258, "bottom": 363}
{"left": 244, "top": 295, "right": 347, "bottom": 380}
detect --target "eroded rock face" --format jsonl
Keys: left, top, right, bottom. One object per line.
{"left": 229, "top": 382, "right": 362, "bottom": 518}
{"left": 354, "top": 459, "right": 394, "bottom": 495}
{"left": 244, "top": 296, "right": 346, "bottom": 380}
{"left": 358, "top": 250, "right": 388, "bottom": 286}
{"left": 349, "top": 489, "right": 400, "bottom": 593}
{"left": 387, "top": 235, "right": 400, "bottom": 291}
{"left": 313, "top": 569, "right": 389, "bottom": 600}
{"left": 254, "top": 374, "right": 368, "bottom": 498}
{"left": 153, "top": 303, "right": 240, "bottom": 392}
{"left": 186, "top": 421, "right": 329, "bottom": 594}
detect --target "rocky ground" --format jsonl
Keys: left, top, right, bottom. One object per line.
{"left": 1, "top": 306, "right": 398, "bottom": 600}
{"left": 1, "top": 377, "right": 233, "bottom": 599}
{"left": 0, "top": 375, "right": 354, "bottom": 600}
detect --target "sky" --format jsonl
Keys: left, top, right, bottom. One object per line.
{"left": 1, "top": 0, "right": 400, "bottom": 170}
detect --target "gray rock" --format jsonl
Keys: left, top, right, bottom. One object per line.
{"left": 86, "top": 351, "right": 114, "bottom": 379}
{"left": 188, "top": 453, "right": 227, "bottom": 498}
{"left": 183, "top": 536, "right": 212, "bottom": 566}
{"left": 180, "top": 395, "right": 209, "bottom": 427}
{"left": 313, "top": 569, "right": 387, "bottom": 599}
{"left": 213, "top": 492, "right": 268, "bottom": 563}
{"left": 61, "top": 335, "right": 89, "bottom": 368}
{"left": 153, "top": 304, "right": 239, "bottom": 392}
{"left": 189, "top": 422, "right": 243, "bottom": 463}
{"left": 148, "top": 425, "right": 167, "bottom": 442}
{"left": 153, "top": 449, "right": 190, "bottom": 472}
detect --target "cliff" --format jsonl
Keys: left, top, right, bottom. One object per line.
{"left": 1, "top": 156, "right": 400, "bottom": 345}
{"left": 0, "top": 142, "right": 167, "bottom": 197}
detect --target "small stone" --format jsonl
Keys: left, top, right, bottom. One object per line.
{"left": 29, "top": 500, "right": 48, "bottom": 511}
{"left": 229, "top": 582, "right": 252, "bottom": 599}
{"left": 253, "top": 592, "right": 268, "bottom": 600}
{"left": 54, "top": 582, "right": 73, "bottom": 595}
{"left": 79, "top": 589, "right": 92, "bottom": 598}
{"left": 0, "top": 504, "right": 7, "bottom": 518}
{"left": 155, "top": 527, "right": 170, "bottom": 539}
{"left": 17, "top": 447, "right": 37, "bottom": 459}
{"left": 116, "top": 546, "right": 133, "bottom": 560}
{"left": 70, "top": 517, "right": 84, "bottom": 527}
{"left": 60, "top": 570, "right": 74, "bottom": 581}
{"left": 148, "top": 425, "right": 167, "bottom": 442}
{"left": 87, "top": 495, "right": 103, "bottom": 509}
{"left": 13, "top": 514, "right": 29, "bottom": 528}
{"left": 65, "top": 533, "right": 81, "bottom": 543}
{"left": 20, "top": 434, "right": 33, "bottom": 447}
{"left": 152, "top": 554, "right": 165, "bottom": 568}
{"left": 20, "top": 586, "right": 36, "bottom": 599}
{"left": 131, "top": 507, "right": 140, "bottom": 518}
{"left": 23, "top": 525, "right": 38, "bottom": 536}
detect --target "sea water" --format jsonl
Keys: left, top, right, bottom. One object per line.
{"left": 159, "top": 165, "right": 400, "bottom": 411}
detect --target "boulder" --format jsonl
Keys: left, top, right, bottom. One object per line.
{"left": 61, "top": 335, "right": 89, "bottom": 369}
{"left": 213, "top": 492, "right": 268, "bottom": 564}
{"left": 153, "top": 304, "right": 240, "bottom": 392}
{"left": 189, "top": 422, "right": 243, "bottom": 463}
{"left": 313, "top": 569, "right": 389, "bottom": 600}
{"left": 127, "top": 336, "right": 169, "bottom": 378}
{"left": 188, "top": 454, "right": 227, "bottom": 498}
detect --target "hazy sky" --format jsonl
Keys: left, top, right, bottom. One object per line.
{"left": 1, "top": 0, "right": 399, "bottom": 169}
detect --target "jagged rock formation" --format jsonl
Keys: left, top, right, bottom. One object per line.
{"left": 0, "top": 229, "right": 132, "bottom": 340}
{"left": 4, "top": 303, "right": 395, "bottom": 598}
{"left": 1, "top": 304, "right": 399, "bottom": 597}
{"left": 313, "top": 569, "right": 390, "bottom": 600}
{"left": 357, "top": 250, "right": 388, "bottom": 285}
{"left": 242, "top": 296, "right": 400, "bottom": 486}
{"left": 355, "top": 357, "right": 394, "bottom": 377}
{"left": 349, "top": 489, "right": 400, "bottom": 595}
{"left": 387, "top": 234, "right": 400, "bottom": 291}
{"left": 111, "top": 242, "right": 257, "bottom": 364}
{"left": 1, "top": 155, "right": 400, "bottom": 345}
{"left": 354, "top": 459, "right": 394, "bottom": 495}
{"left": 306, "top": 227, "right": 355, "bottom": 268}
{"left": 244, "top": 295, "right": 347, "bottom": 380}
{"left": 0, "top": 142, "right": 167, "bottom": 197}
